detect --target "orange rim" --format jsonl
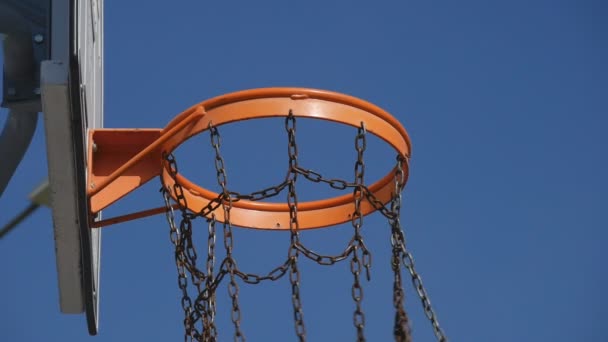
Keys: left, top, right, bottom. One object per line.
{"left": 160, "top": 88, "right": 411, "bottom": 230}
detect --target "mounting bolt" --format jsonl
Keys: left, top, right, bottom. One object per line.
{"left": 34, "top": 88, "right": 41, "bottom": 95}
{"left": 7, "top": 88, "right": 16, "bottom": 96}
{"left": 92, "top": 143, "right": 98, "bottom": 153}
{"left": 33, "top": 34, "right": 44, "bottom": 44}
{"left": 90, "top": 183, "right": 95, "bottom": 189}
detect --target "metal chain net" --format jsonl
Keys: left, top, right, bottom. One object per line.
{"left": 160, "top": 112, "right": 447, "bottom": 341}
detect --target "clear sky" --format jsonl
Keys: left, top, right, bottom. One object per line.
{"left": 1, "top": 1, "right": 607, "bottom": 341}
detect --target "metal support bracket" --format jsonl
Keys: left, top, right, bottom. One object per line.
{"left": 88, "top": 129, "right": 162, "bottom": 213}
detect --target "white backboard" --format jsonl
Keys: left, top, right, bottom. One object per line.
{"left": 40, "top": 0, "right": 103, "bottom": 335}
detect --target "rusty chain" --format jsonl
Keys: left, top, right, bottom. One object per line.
{"left": 203, "top": 214, "right": 218, "bottom": 341}
{"left": 285, "top": 112, "right": 307, "bottom": 341}
{"left": 349, "top": 122, "right": 371, "bottom": 342}
{"left": 210, "top": 122, "right": 246, "bottom": 342}
{"left": 162, "top": 154, "right": 202, "bottom": 341}
{"left": 390, "top": 156, "right": 447, "bottom": 342}
{"left": 229, "top": 180, "right": 289, "bottom": 202}
{"left": 293, "top": 239, "right": 354, "bottom": 266}
{"left": 292, "top": 165, "right": 400, "bottom": 221}
{"left": 159, "top": 114, "right": 446, "bottom": 342}
{"left": 390, "top": 155, "right": 412, "bottom": 342}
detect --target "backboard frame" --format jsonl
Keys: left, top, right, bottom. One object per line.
{"left": 40, "top": 0, "right": 103, "bottom": 335}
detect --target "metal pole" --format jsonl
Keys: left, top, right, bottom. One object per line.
{"left": 0, "top": 203, "right": 39, "bottom": 238}
{"left": 0, "top": 110, "right": 38, "bottom": 197}
{"left": 0, "top": 0, "right": 47, "bottom": 197}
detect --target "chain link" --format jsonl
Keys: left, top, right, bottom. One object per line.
{"left": 210, "top": 122, "right": 246, "bottom": 342}
{"left": 285, "top": 112, "right": 307, "bottom": 341}
{"left": 162, "top": 156, "right": 199, "bottom": 341}
{"left": 288, "top": 180, "right": 306, "bottom": 341}
{"left": 293, "top": 166, "right": 354, "bottom": 191}
{"left": 229, "top": 180, "right": 289, "bottom": 202}
{"left": 233, "top": 258, "right": 292, "bottom": 284}
{"left": 292, "top": 165, "right": 401, "bottom": 221}
{"left": 391, "top": 254, "right": 411, "bottom": 342}
{"left": 286, "top": 110, "right": 298, "bottom": 172}
{"left": 203, "top": 214, "right": 218, "bottom": 341}
{"left": 293, "top": 240, "right": 354, "bottom": 266}
{"left": 389, "top": 155, "right": 412, "bottom": 342}
{"left": 390, "top": 156, "right": 447, "bottom": 342}
{"left": 349, "top": 122, "right": 370, "bottom": 342}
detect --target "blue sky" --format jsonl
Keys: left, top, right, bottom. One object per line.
{"left": 1, "top": 0, "right": 607, "bottom": 341}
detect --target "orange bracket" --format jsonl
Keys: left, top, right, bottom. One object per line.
{"left": 88, "top": 129, "right": 162, "bottom": 213}
{"left": 87, "top": 107, "right": 205, "bottom": 227}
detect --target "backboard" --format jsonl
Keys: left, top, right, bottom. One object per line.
{"left": 40, "top": 0, "right": 103, "bottom": 335}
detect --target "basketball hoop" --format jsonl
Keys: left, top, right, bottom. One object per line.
{"left": 160, "top": 88, "right": 411, "bottom": 229}
{"left": 85, "top": 88, "right": 447, "bottom": 341}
